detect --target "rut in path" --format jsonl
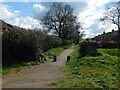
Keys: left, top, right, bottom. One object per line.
{"left": 2, "top": 45, "right": 74, "bottom": 88}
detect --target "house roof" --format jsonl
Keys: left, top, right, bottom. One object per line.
{"left": 93, "top": 30, "right": 119, "bottom": 40}
{"left": 0, "top": 19, "right": 13, "bottom": 30}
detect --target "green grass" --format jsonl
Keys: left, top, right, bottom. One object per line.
{"left": 43, "top": 47, "right": 64, "bottom": 59}
{"left": 0, "top": 68, "right": 1, "bottom": 74}
{"left": 2, "top": 47, "right": 65, "bottom": 75}
{"left": 2, "top": 61, "right": 41, "bottom": 75}
{"left": 98, "top": 49, "right": 120, "bottom": 57}
{"left": 51, "top": 45, "right": 119, "bottom": 88}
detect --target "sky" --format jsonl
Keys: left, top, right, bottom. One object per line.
{"left": 0, "top": 0, "right": 119, "bottom": 38}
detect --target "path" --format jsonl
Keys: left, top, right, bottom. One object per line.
{"left": 2, "top": 45, "right": 74, "bottom": 88}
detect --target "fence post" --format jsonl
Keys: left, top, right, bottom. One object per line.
{"left": 66, "top": 56, "right": 70, "bottom": 62}
{"left": 53, "top": 55, "right": 57, "bottom": 62}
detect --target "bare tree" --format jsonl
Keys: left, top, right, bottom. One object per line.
{"left": 102, "top": 1, "right": 120, "bottom": 31}
{"left": 101, "top": 1, "right": 120, "bottom": 45}
{"left": 41, "top": 3, "right": 82, "bottom": 40}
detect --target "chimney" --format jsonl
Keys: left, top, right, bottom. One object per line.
{"left": 103, "top": 31, "right": 105, "bottom": 34}
{"left": 112, "top": 29, "right": 114, "bottom": 32}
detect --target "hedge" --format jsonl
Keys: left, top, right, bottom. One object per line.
{"left": 2, "top": 28, "right": 62, "bottom": 66}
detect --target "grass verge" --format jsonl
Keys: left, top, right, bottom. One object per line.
{"left": 51, "top": 45, "right": 119, "bottom": 88}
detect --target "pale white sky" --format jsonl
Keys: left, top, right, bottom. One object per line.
{"left": 0, "top": 0, "right": 119, "bottom": 38}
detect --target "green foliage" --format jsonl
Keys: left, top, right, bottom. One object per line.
{"left": 43, "top": 47, "right": 64, "bottom": 59}
{"left": 63, "top": 45, "right": 71, "bottom": 49}
{"left": 79, "top": 41, "right": 97, "bottom": 57}
{"left": 2, "top": 63, "right": 24, "bottom": 75}
{"left": 43, "top": 35, "right": 62, "bottom": 52}
{"left": 62, "top": 40, "right": 72, "bottom": 46}
{"left": 2, "top": 28, "right": 62, "bottom": 66}
{"left": 2, "top": 46, "right": 67, "bottom": 75}
{"left": 2, "top": 27, "right": 72, "bottom": 74}
{"left": 2, "top": 61, "right": 41, "bottom": 75}
{"left": 98, "top": 49, "right": 120, "bottom": 57}
{"left": 0, "top": 65, "right": 2, "bottom": 75}
{"left": 97, "top": 42, "right": 119, "bottom": 48}
{"left": 53, "top": 45, "right": 119, "bottom": 88}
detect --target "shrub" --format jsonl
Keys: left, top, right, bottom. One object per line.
{"left": 43, "top": 35, "right": 62, "bottom": 52}
{"left": 79, "top": 41, "right": 97, "bottom": 57}
{"left": 2, "top": 28, "right": 62, "bottom": 66}
{"left": 62, "top": 40, "right": 72, "bottom": 46}
{"left": 97, "top": 42, "right": 119, "bottom": 49}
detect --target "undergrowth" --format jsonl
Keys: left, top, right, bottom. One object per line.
{"left": 43, "top": 47, "right": 64, "bottom": 59}
{"left": 2, "top": 47, "right": 65, "bottom": 75}
{"left": 51, "top": 45, "right": 119, "bottom": 88}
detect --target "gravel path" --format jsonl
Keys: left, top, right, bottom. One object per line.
{"left": 2, "top": 46, "right": 74, "bottom": 88}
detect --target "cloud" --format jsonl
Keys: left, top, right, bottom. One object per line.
{"left": 98, "top": 6, "right": 119, "bottom": 32}
{"left": 78, "top": 0, "right": 110, "bottom": 38}
{"left": 33, "top": 4, "right": 45, "bottom": 12}
{"left": 99, "top": 22, "right": 118, "bottom": 32}
{"left": 78, "top": 0, "right": 109, "bottom": 28}
{"left": 0, "top": 0, "right": 6, "bottom": 2}
{"left": 81, "top": 29, "right": 99, "bottom": 38}
{"left": 0, "top": 3, "right": 43, "bottom": 29}
{"left": 14, "top": 10, "right": 20, "bottom": 14}
{"left": 32, "top": 3, "right": 46, "bottom": 20}
{"left": 23, "top": 0, "right": 29, "bottom": 2}
{"left": 0, "top": 4, "right": 20, "bottom": 19}
{"left": 81, "top": 29, "right": 92, "bottom": 38}
{"left": 9, "top": 16, "right": 42, "bottom": 29}
{"left": 88, "top": 0, "right": 110, "bottom": 7}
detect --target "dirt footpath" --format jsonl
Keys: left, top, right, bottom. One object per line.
{"left": 2, "top": 46, "right": 74, "bottom": 88}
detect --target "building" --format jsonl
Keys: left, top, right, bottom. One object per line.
{"left": 92, "top": 29, "right": 119, "bottom": 43}
{"left": 0, "top": 19, "right": 13, "bottom": 30}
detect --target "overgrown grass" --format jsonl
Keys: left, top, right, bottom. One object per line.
{"left": 98, "top": 49, "right": 120, "bottom": 57}
{"left": 51, "top": 45, "right": 119, "bottom": 88}
{"left": 2, "top": 60, "right": 44, "bottom": 75}
{"left": 43, "top": 47, "right": 64, "bottom": 59}
{"left": 2, "top": 47, "right": 65, "bottom": 75}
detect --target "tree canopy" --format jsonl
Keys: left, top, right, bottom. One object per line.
{"left": 41, "top": 3, "right": 82, "bottom": 40}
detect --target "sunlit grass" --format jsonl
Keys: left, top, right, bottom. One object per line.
{"left": 43, "top": 47, "right": 64, "bottom": 59}
{"left": 52, "top": 45, "right": 119, "bottom": 88}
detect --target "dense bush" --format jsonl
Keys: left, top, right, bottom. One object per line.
{"left": 2, "top": 28, "right": 62, "bottom": 66}
{"left": 97, "top": 42, "right": 119, "bottom": 49}
{"left": 79, "top": 41, "right": 97, "bottom": 57}
{"left": 62, "top": 40, "right": 72, "bottom": 46}
{"left": 43, "top": 35, "right": 62, "bottom": 52}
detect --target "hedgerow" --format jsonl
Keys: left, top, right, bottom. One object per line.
{"left": 2, "top": 28, "right": 62, "bottom": 66}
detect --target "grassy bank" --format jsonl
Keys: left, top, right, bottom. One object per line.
{"left": 52, "top": 45, "right": 119, "bottom": 88}
{"left": 2, "top": 47, "right": 65, "bottom": 75}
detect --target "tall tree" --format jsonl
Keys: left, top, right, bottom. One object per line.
{"left": 102, "top": 1, "right": 120, "bottom": 31}
{"left": 41, "top": 3, "right": 81, "bottom": 40}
